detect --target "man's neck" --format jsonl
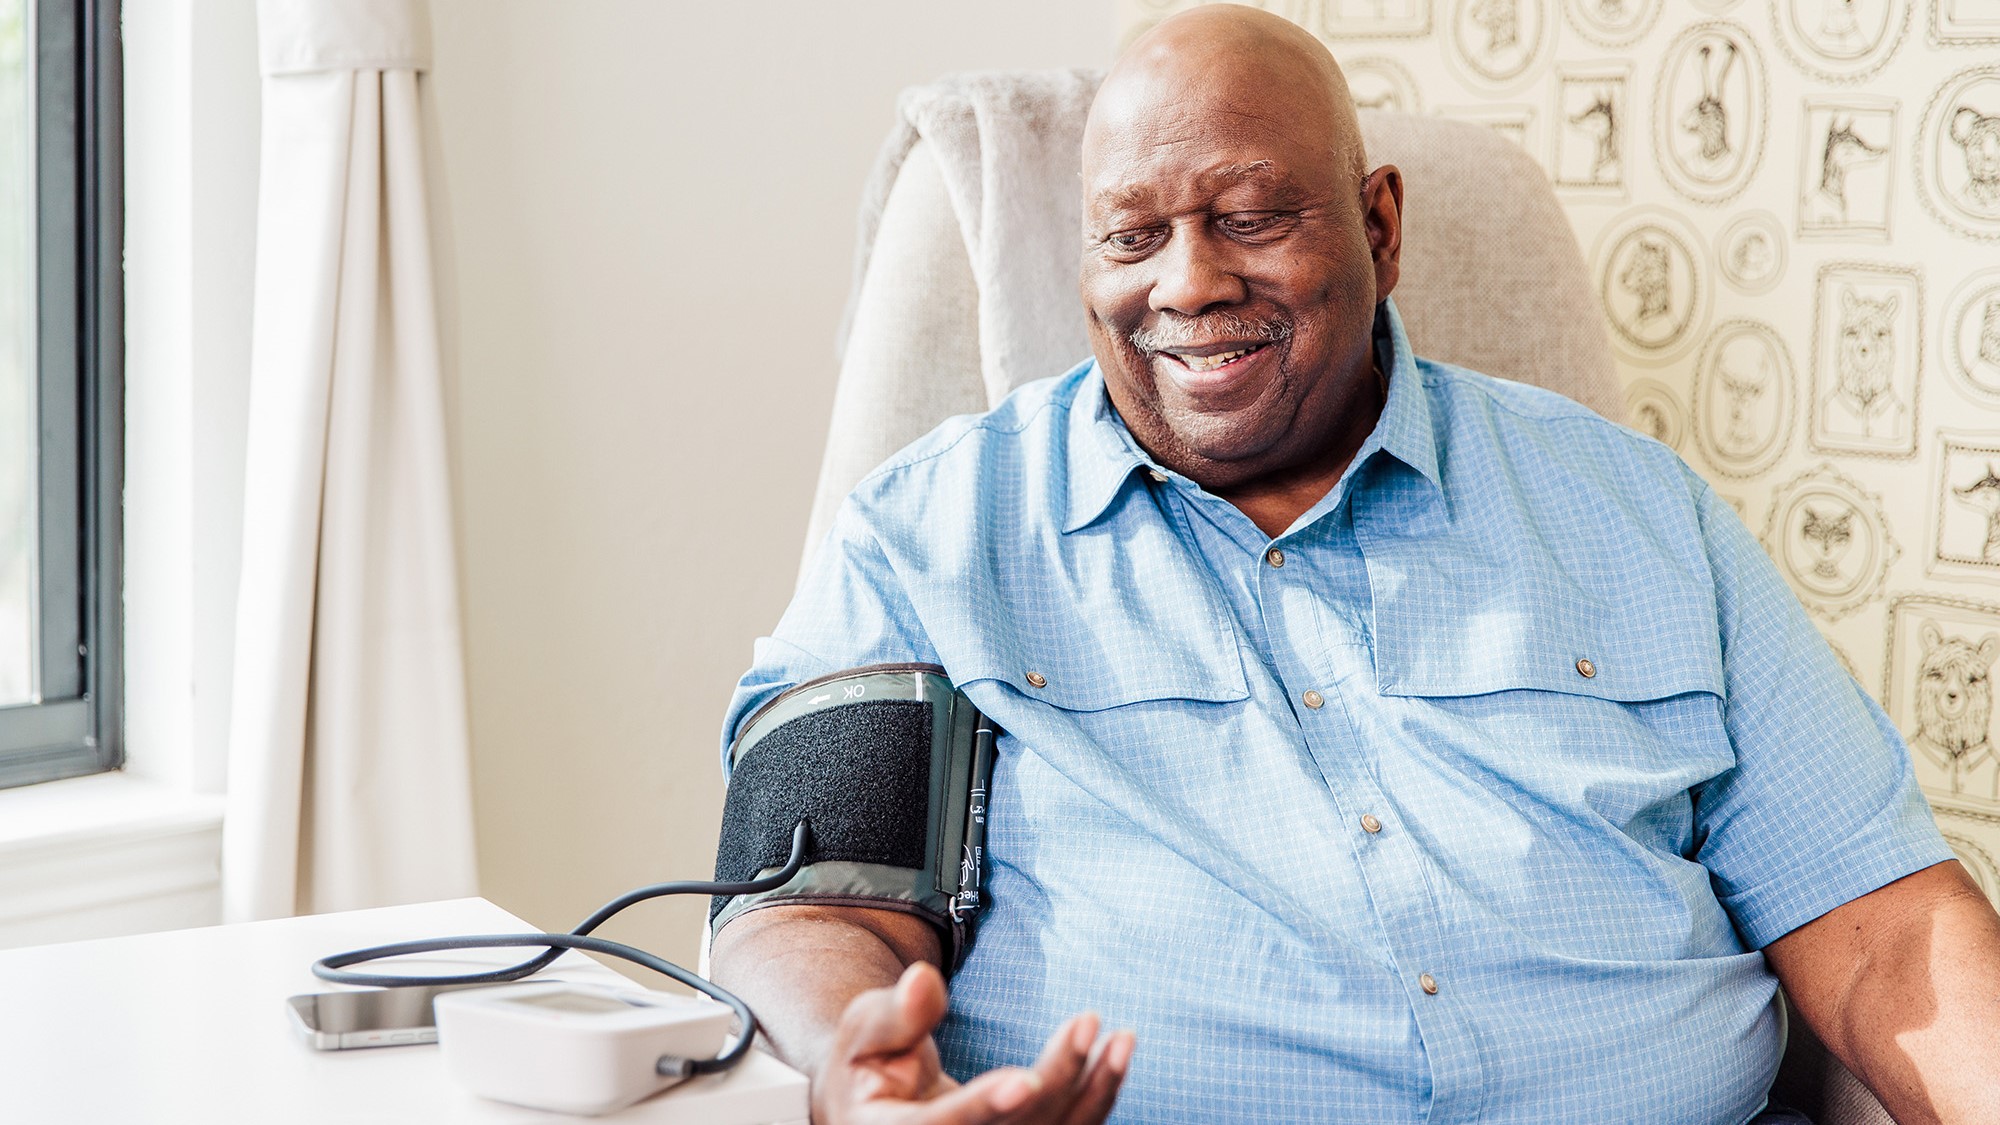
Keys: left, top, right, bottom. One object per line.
{"left": 1212, "top": 357, "right": 1388, "bottom": 539}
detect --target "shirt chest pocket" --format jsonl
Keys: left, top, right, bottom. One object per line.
{"left": 945, "top": 607, "right": 1253, "bottom": 840}
{"left": 1371, "top": 593, "right": 1734, "bottom": 835}
{"left": 948, "top": 610, "right": 1251, "bottom": 713}
{"left": 934, "top": 506, "right": 1253, "bottom": 714}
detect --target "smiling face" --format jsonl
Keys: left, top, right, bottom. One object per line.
{"left": 1079, "top": 6, "right": 1402, "bottom": 513}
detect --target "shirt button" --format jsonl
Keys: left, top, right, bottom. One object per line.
{"left": 1419, "top": 973, "right": 1439, "bottom": 995}
{"left": 1302, "top": 689, "right": 1325, "bottom": 709}
{"left": 1147, "top": 469, "right": 1169, "bottom": 483}
{"left": 1360, "top": 814, "right": 1382, "bottom": 834}
{"left": 1025, "top": 671, "right": 1047, "bottom": 688}
{"left": 1575, "top": 657, "right": 1597, "bottom": 679}
{"left": 1266, "top": 547, "right": 1285, "bottom": 568}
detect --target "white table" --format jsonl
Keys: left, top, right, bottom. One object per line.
{"left": 0, "top": 897, "right": 807, "bottom": 1124}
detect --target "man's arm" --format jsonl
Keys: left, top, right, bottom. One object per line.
{"left": 709, "top": 904, "right": 1134, "bottom": 1124}
{"left": 1764, "top": 860, "right": 2000, "bottom": 1125}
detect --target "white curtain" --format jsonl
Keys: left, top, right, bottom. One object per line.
{"left": 222, "top": 0, "right": 477, "bottom": 922}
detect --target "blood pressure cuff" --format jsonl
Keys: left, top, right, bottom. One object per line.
{"left": 709, "top": 664, "right": 993, "bottom": 969}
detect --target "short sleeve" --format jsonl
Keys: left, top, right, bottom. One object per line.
{"left": 1688, "top": 474, "right": 1951, "bottom": 949}
{"left": 717, "top": 497, "right": 942, "bottom": 777}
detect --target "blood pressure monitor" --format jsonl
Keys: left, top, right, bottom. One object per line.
{"left": 310, "top": 664, "right": 991, "bottom": 1121}
{"left": 434, "top": 982, "right": 743, "bottom": 1116}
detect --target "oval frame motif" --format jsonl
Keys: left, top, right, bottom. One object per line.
{"left": 1625, "top": 377, "right": 1688, "bottom": 451}
{"left": 1594, "top": 207, "right": 1710, "bottom": 364}
{"left": 1761, "top": 463, "right": 1902, "bottom": 622}
{"left": 1692, "top": 319, "right": 1796, "bottom": 479}
{"left": 1563, "top": 0, "right": 1662, "bottom": 47}
{"left": 1716, "top": 210, "right": 1788, "bottom": 294}
{"left": 1914, "top": 65, "right": 2000, "bottom": 242}
{"left": 1654, "top": 21, "right": 1768, "bottom": 206}
{"left": 1941, "top": 267, "right": 2000, "bottom": 403}
{"left": 1445, "top": 0, "right": 1555, "bottom": 92}
{"left": 1769, "top": 0, "right": 1911, "bottom": 84}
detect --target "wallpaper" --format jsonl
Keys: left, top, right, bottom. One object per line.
{"left": 1120, "top": 0, "right": 2000, "bottom": 903}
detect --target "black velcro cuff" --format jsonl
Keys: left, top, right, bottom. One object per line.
{"left": 709, "top": 665, "right": 985, "bottom": 968}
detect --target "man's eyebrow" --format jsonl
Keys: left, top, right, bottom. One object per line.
{"left": 1200, "top": 160, "right": 1281, "bottom": 189}
{"left": 1090, "top": 161, "right": 1302, "bottom": 216}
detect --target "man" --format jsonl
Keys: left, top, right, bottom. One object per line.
{"left": 711, "top": 7, "right": 2000, "bottom": 1123}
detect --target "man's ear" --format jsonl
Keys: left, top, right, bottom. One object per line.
{"left": 1364, "top": 164, "right": 1404, "bottom": 301}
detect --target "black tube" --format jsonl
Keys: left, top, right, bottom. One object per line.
{"left": 308, "top": 819, "right": 814, "bottom": 1076}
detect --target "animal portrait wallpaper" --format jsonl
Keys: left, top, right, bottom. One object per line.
{"left": 1120, "top": 0, "right": 2000, "bottom": 903}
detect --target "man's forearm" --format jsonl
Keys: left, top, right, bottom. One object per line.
{"left": 707, "top": 904, "right": 944, "bottom": 1082}
{"left": 1770, "top": 862, "right": 2000, "bottom": 1125}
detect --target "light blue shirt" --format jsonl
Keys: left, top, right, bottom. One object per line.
{"left": 722, "top": 301, "right": 1948, "bottom": 1123}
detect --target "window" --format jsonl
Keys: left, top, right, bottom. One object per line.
{"left": 0, "top": 0, "right": 120, "bottom": 790}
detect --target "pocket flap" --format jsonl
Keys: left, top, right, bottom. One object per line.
{"left": 950, "top": 614, "right": 1250, "bottom": 712}
{"left": 1375, "top": 585, "right": 1724, "bottom": 703}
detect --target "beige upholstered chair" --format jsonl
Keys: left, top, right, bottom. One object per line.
{"left": 813, "top": 72, "right": 1890, "bottom": 1125}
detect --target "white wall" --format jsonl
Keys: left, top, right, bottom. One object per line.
{"left": 427, "top": 2, "right": 1115, "bottom": 967}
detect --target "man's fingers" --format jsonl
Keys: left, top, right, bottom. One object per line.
{"left": 830, "top": 994, "right": 1130, "bottom": 1125}
{"left": 1058, "top": 1030, "right": 1135, "bottom": 1125}
{"left": 984, "top": 1008, "right": 1096, "bottom": 1112}
{"left": 836, "top": 961, "right": 951, "bottom": 1061}
{"left": 1023, "top": 1011, "right": 1098, "bottom": 1102}
{"left": 886, "top": 1067, "right": 1043, "bottom": 1125}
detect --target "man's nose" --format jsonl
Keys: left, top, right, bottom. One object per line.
{"left": 1149, "top": 227, "right": 1247, "bottom": 316}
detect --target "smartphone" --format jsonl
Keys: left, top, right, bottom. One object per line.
{"left": 287, "top": 982, "right": 539, "bottom": 1050}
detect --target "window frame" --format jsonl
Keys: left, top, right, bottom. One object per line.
{"left": 0, "top": 0, "right": 120, "bottom": 789}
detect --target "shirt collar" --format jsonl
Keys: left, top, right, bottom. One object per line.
{"left": 1062, "top": 364, "right": 1155, "bottom": 534}
{"left": 1063, "top": 298, "right": 1441, "bottom": 535}
{"left": 1368, "top": 298, "right": 1441, "bottom": 492}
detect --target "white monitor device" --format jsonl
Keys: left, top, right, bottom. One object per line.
{"left": 434, "top": 982, "right": 808, "bottom": 1121}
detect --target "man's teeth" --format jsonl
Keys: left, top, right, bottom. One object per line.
{"left": 1178, "top": 346, "right": 1255, "bottom": 373}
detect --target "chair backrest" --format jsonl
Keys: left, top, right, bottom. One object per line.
{"left": 810, "top": 81, "right": 1621, "bottom": 556}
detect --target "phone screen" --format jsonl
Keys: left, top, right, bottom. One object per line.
{"left": 288, "top": 983, "right": 503, "bottom": 1049}
{"left": 296, "top": 986, "right": 443, "bottom": 1033}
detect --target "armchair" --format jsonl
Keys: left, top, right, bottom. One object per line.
{"left": 809, "top": 71, "right": 1890, "bottom": 1125}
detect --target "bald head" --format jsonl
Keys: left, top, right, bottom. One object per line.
{"left": 1085, "top": 5, "right": 1367, "bottom": 191}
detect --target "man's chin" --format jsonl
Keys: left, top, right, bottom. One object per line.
{"left": 1150, "top": 419, "right": 1293, "bottom": 484}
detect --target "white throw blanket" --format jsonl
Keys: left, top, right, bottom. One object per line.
{"left": 839, "top": 69, "right": 1106, "bottom": 408}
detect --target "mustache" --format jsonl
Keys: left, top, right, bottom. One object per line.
{"left": 1127, "top": 312, "right": 1293, "bottom": 355}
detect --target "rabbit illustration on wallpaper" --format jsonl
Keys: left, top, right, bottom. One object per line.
{"left": 1681, "top": 43, "right": 1736, "bottom": 166}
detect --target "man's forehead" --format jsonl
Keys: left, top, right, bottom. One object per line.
{"left": 1082, "top": 68, "right": 1348, "bottom": 218}
{"left": 1087, "top": 157, "right": 1314, "bottom": 215}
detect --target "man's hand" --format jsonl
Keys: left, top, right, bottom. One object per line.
{"left": 708, "top": 905, "right": 1134, "bottom": 1125}
{"left": 814, "top": 961, "right": 1135, "bottom": 1125}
